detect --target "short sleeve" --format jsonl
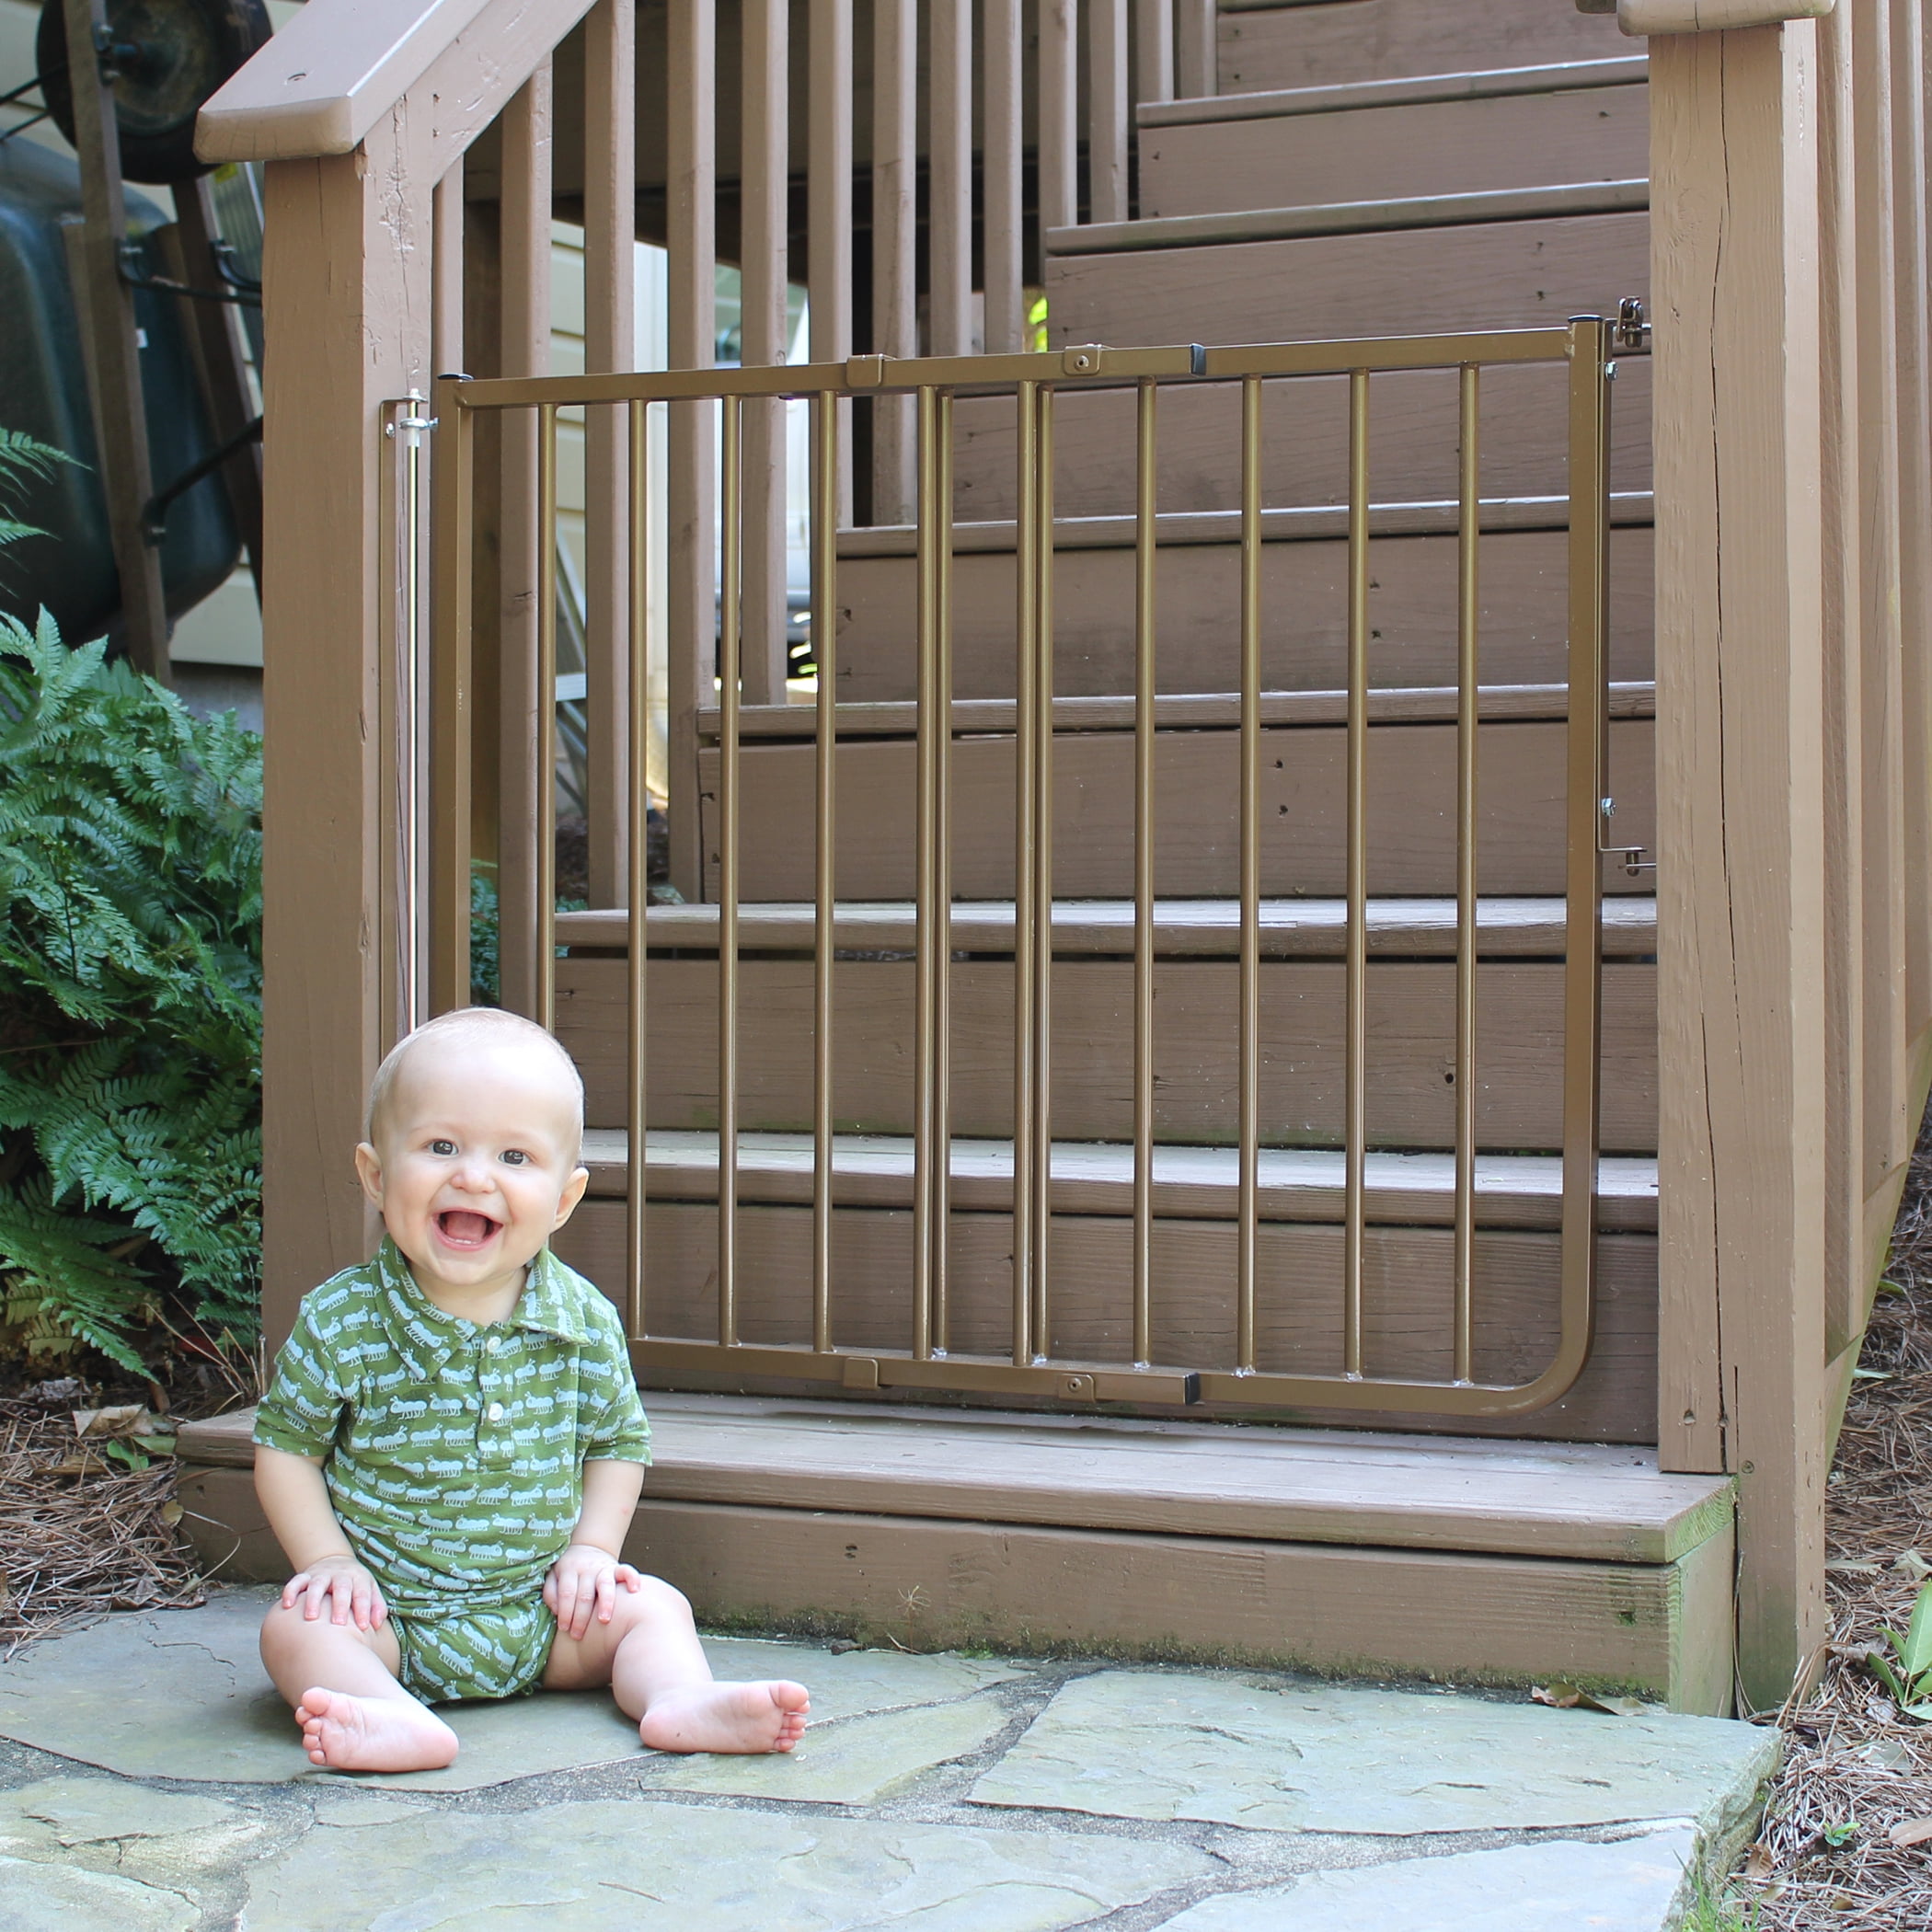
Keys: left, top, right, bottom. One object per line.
{"left": 579, "top": 1297, "right": 651, "bottom": 1466}
{"left": 253, "top": 1284, "right": 355, "bottom": 1459}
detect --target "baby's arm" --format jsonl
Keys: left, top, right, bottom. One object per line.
{"left": 256, "top": 1444, "right": 389, "bottom": 1632}
{"left": 545, "top": 1458, "right": 648, "bottom": 1640}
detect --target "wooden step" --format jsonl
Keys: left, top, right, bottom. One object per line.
{"left": 1047, "top": 213, "right": 1650, "bottom": 361}
{"left": 831, "top": 523, "right": 1654, "bottom": 700}
{"left": 692, "top": 712, "right": 1657, "bottom": 901}
{"left": 571, "top": 1129, "right": 1660, "bottom": 1231}
{"left": 1218, "top": 0, "right": 1631, "bottom": 96}
{"left": 558, "top": 891, "right": 1662, "bottom": 957}
{"left": 943, "top": 360, "right": 1652, "bottom": 523}
{"left": 1140, "top": 74, "right": 1646, "bottom": 221}
{"left": 171, "top": 1396, "right": 1733, "bottom": 1707}
{"left": 556, "top": 952, "right": 1658, "bottom": 1151}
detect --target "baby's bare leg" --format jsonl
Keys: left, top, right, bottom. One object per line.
{"left": 259, "top": 1602, "right": 457, "bottom": 1772}
{"left": 544, "top": 1576, "right": 808, "bottom": 1754}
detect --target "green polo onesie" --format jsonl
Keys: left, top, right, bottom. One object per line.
{"left": 254, "top": 1237, "right": 651, "bottom": 1703}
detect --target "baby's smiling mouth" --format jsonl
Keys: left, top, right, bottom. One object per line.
{"left": 437, "top": 1210, "right": 501, "bottom": 1247}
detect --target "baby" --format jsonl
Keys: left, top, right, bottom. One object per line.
{"left": 252, "top": 1006, "right": 809, "bottom": 1772}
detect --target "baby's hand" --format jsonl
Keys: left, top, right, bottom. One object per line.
{"left": 282, "top": 1554, "right": 388, "bottom": 1632}
{"left": 545, "top": 1542, "right": 644, "bottom": 1642}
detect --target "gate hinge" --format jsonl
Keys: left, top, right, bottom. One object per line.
{"left": 1613, "top": 297, "right": 1651, "bottom": 353}
{"left": 1599, "top": 797, "right": 1656, "bottom": 878}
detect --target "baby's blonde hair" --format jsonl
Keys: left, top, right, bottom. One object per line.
{"left": 365, "top": 1007, "right": 585, "bottom": 1156}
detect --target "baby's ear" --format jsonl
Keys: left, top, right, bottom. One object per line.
{"left": 353, "top": 1141, "right": 386, "bottom": 1207}
{"left": 553, "top": 1163, "right": 592, "bottom": 1227}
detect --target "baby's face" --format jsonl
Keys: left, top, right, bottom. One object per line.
{"left": 354, "top": 1036, "right": 589, "bottom": 1305}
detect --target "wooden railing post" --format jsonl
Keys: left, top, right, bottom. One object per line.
{"left": 1649, "top": 17, "right": 1832, "bottom": 1709}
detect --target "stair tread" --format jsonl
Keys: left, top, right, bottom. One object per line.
{"left": 838, "top": 494, "right": 1654, "bottom": 558}
{"left": 175, "top": 1393, "right": 1730, "bottom": 1563}
{"left": 696, "top": 683, "right": 1658, "bottom": 740}
{"left": 558, "top": 894, "right": 1658, "bottom": 958}
{"left": 1139, "top": 56, "right": 1649, "bottom": 129}
{"left": 578, "top": 1129, "right": 1659, "bottom": 1230}
{"left": 1049, "top": 180, "right": 1648, "bottom": 257}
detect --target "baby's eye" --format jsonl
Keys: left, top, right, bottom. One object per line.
{"left": 429, "top": 1138, "right": 456, "bottom": 1156}
{"left": 500, "top": 1148, "right": 530, "bottom": 1167}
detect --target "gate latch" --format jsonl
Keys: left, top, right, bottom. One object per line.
{"left": 1598, "top": 797, "right": 1655, "bottom": 877}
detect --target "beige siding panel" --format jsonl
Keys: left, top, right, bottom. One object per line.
{"left": 555, "top": 1202, "right": 1660, "bottom": 1444}
{"left": 1047, "top": 215, "right": 1651, "bottom": 352}
{"left": 1217, "top": 0, "right": 1631, "bottom": 96}
{"left": 1142, "top": 86, "right": 1650, "bottom": 219}
{"left": 833, "top": 526, "right": 1655, "bottom": 700}
{"left": 696, "top": 716, "right": 1658, "bottom": 900}
{"left": 557, "top": 956, "right": 1660, "bottom": 1153}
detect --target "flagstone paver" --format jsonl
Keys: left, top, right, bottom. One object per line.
{"left": 969, "top": 1669, "right": 1778, "bottom": 1837}
{"left": 240, "top": 1800, "right": 1217, "bottom": 1932}
{"left": 0, "top": 1590, "right": 1777, "bottom": 1930}
{"left": 1155, "top": 1828, "right": 1701, "bottom": 1930}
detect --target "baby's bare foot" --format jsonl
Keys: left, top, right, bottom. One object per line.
{"left": 638, "top": 1679, "right": 810, "bottom": 1754}
{"left": 295, "top": 1686, "right": 459, "bottom": 1772}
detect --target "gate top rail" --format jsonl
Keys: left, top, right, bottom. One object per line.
{"left": 445, "top": 326, "right": 1591, "bottom": 415}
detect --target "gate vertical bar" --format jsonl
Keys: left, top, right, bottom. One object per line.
{"left": 1237, "top": 375, "right": 1261, "bottom": 1374}
{"left": 430, "top": 383, "right": 475, "bottom": 1018}
{"left": 1343, "top": 367, "right": 1370, "bottom": 1377}
{"left": 1030, "top": 386, "right": 1057, "bottom": 1359}
{"left": 914, "top": 384, "right": 940, "bottom": 1359}
{"left": 1012, "top": 381, "right": 1040, "bottom": 1363}
{"left": 1133, "top": 378, "right": 1158, "bottom": 1366}
{"left": 812, "top": 392, "right": 839, "bottom": 1351}
{"left": 627, "top": 402, "right": 650, "bottom": 1340}
{"left": 1562, "top": 317, "right": 1610, "bottom": 1397}
{"left": 535, "top": 404, "right": 558, "bottom": 1030}
{"left": 934, "top": 391, "right": 957, "bottom": 1351}
{"left": 1455, "top": 363, "right": 1480, "bottom": 1384}
{"left": 718, "top": 396, "right": 743, "bottom": 1346}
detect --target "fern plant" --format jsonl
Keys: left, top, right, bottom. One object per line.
{"left": 0, "top": 609, "right": 262, "bottom": 1374}
{"left": 0, "top": 428, "right": 79, "bottom": 575}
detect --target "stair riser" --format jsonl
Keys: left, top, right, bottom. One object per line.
{"left": 831, "top": 528, "right": 1654, "bottom": 700}
{"left": 556, "top": 957, "right": 1659, "bottom": 1153}
{"left": 946, "top": 360, "right": 1652, "bottom": 523}
{"left": 696, "top": 716, "right": 1656, "bottom": 900}
{"left": 1143, "top": 84, "right": 1648, "bottom": 219}
{"left": 555, "top": 1202, "right": 1658, "bottom": 1443}
{"left": 1220, "top": 0, "right": 1629, "bottom": 95}
{"left": 1048, "top": 213, "right": 1650, "bottom": 355}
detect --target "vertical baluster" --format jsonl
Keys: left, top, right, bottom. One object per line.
{"left": 1454, "top": 364, "right": 1480, "bottom": 1385}
{"left": 585, "top": 0, "right": 637, "bottom": 903}
{"left": 1030, "top": 386, "right": 1057, "bottom": 1358}
{"left": 1090, "top": 0, "right": 1129, "bottom": 225}
{"left": 1041, "top": 0, "right": 1079, "bottom": 240}
{"left": 429, "top": 373, "right": 474, "bottom": 1019}
{"left": 742, "top": 0, "right": 790, "bottom": 702}
{"left": 934, "top": 391, "right": 956, "bottom": 1351}
{"left": 1134, "top": 0, "right": 1174, "bottom": 110}
{"left": 627, "top": 401, "right": 650, "bottom": 1340}
{"left": 1237, "top": 374, "right": 1260, "bottom": 1374}
{"left": 536, "top": 404, "right": 559, "bottom": 1031}
{"left": 1133, "top": 379, "right": 1157, "bottom": 1366}
{"left": 1175, "top": 0, "right": 1214, "bottom": 101}
{"left": 914, "top": 382, "right": 939, "bottom": 1360}
{"left": 1343, "top": 367, "right": 1369, "bottom": 1379}
{"left": 1012, "top": 380, "right": 1040, "bottom": 1363}
{"left": 873, "top": 0, "right": 917, "bottom": 520}
{"left": 812, "top": 392, "right": 839, "bottom": 1352}
{"left": 718, "top": 395, "right": 743, "bottom": 1346}
{"left": 983, "top": 0, "right": 1025, "bottom": 353}
{"left": 811, "top": 0, "right": 855, "bottom": 522}
{"left": 930, "top": 0, "right": 974, "bottom": 357}
{"left": 667, "top": 0, "right": 716, "bottom": 900}
{"left": 499, "top": 67, "right": 553, "bottom": 1019}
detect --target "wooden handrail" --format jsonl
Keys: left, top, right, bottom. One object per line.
{"left": 195, "top": 0, "right": 591, "bottom": 162}
{"left": 1613, "top": 0, "right": 1834, "bottom": 31}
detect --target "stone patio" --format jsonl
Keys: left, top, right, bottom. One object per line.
{"left": 0, "top": 1588, "right": 1777, "bottom": 1929}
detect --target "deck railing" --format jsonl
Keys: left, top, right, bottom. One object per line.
{"left": 433, "top": 319, "right": 1621, "bottom": 1416}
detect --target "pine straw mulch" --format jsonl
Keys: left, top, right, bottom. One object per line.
{"left": 1740, "top": 1110, "right": 1932, "bottom": 1929}
{"left": 0, "top": 1378, "right": 209, "bottom": 1663}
